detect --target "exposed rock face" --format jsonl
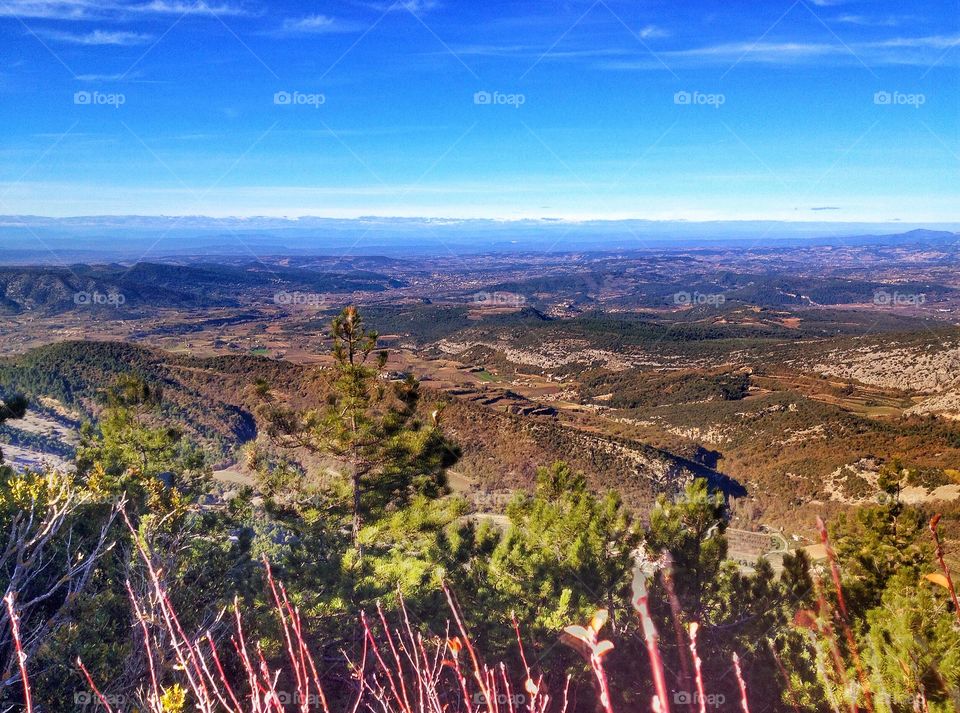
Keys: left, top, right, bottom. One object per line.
{"left": 815, "top": 341, "right": 960, "bottom": 416}
{"left": 435, "top": 338, "right": 651, "bottom": 372}
{"left": 815, "top": 342, "right": 960, "bottom": 393}
{"left": 905, "top": 391, "right": 960, "bottom": 418}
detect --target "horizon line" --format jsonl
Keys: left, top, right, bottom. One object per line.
{"left": 2, "top": 214, "right": 960, "bottom": 227}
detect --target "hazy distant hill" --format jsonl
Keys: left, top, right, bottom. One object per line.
{"left": 0, "top": 262, "right": 405, "bottom": 314}
{"left": 2, "top": 216, "right": 958, "bottom": 261}
{"left": 484, "top": 270, "right": 957, "bottom": 309}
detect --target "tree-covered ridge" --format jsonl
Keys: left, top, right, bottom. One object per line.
{"left": 580, "top": 368, "right": 751, "bottom": 409}
{"left": 0, "top": 341, "right": 277, "bottom": 460}
{"left": 0, "top": 262, "right": 405, "bottom": 315}
{"left": 481, "top": 269, "right": 957, "bottom": 310}
{"left": 0, "top": 339, "right": 722, "bottom": 512}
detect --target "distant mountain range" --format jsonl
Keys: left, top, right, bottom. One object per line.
{"left": 1, "top": 216, "right": 958, "bottom": 262}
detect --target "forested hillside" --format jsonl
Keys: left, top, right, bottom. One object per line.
{"left": 0, "top": 308, "right": 957, "bottom": 713}
{"left": 0, "top": 340, "right": 722, "bottom": 508}
{"left": 0, "top": 262, "right": 404, "bottom": 314}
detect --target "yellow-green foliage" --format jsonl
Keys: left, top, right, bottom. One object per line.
{"left": 0, "top": 468, "right": 73, "bottom": 520}
{"left": 159, "top": 684, "right": 187, "bottom": 713}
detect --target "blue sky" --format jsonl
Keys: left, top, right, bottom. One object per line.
{"left": 0, "top": 0, "right": 958, "bottom": 221}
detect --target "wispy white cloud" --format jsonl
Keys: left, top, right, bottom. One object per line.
{"left": 282, "top": 14, "right": 337, "bottom": 32}
{"left": 870, "top": 34, "right": 960, "bottom": 50}
{"left": 637, "top": 24, "right": 669, "bottom": 39}
{"left": 0, "top": 0, "right": 98, "bottom": 20}
{"left": 833, "top": 14, "right": 906, "bottom": 28}
{"left": 36, "top": 28, "right": 154, "bottom": 45}
{"left": 395, "top": 0, "right": 440, "bottom": 12}
{"left": 500, "top": 40, "right": 840, "bottom": 70}
{"left": 76, "top": 70, "right": 155, "bottom": 81}
{"left": 0, "top": 0, "right": 249, "bottom": 20}
{"left": 667, "top": 40, "right": 841, "bottom": 60}
{"left": 267, "top": 14, "right": 361, "bottom": 36}
{"left": 362, "top": 0, "right": 441, "bottom": 14}
{"left": 450, "top": 44, "right": 629, "bottom": 59}
{"left": 76, "top": 71, "right": 130, "bottom": 80}
{"left": 448, "top": 44, "right": 536, "bottom": 57}
{"left": 128, "top": 0, "right": 251, "bottom": 16}
{"left": 600, "top": 34, "right": 960, "bottom": 68}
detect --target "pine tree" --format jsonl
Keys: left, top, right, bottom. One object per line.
{"left": 644, "top": 478, "right": 727, "bottom": 623}
{"left": 864, "top": 570, "right": 960, "bottom": 712}
{"left": 75, "top": 375, "right": 208, "bottom": 506}
{"left": 489, "top": 461, "right": 641, "bottom": 633}
{"left": 263, "top": 306, "right": 457, "bottom": 554}
{"left": 830, "top": 462, "right": 932, "bottom": 613}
